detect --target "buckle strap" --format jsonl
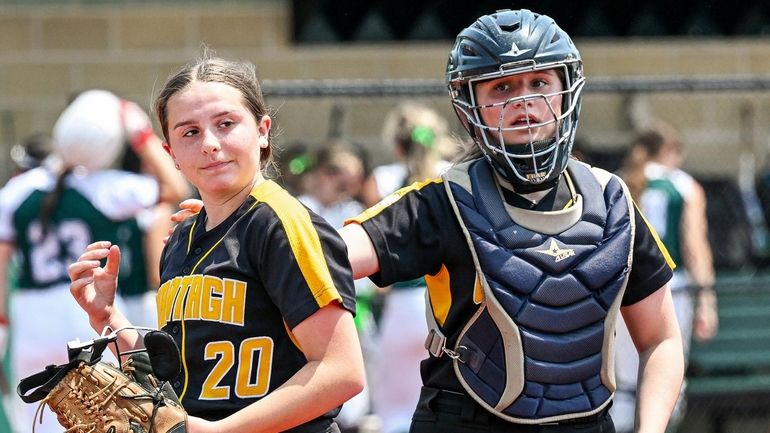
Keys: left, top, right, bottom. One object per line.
{"left": 424, "top": 328, "right": 446, "bottom": 358}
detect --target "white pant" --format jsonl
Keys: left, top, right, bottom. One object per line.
{"left": 10, "top": 285, "right": 121, "bottom": 433}
{"left": 372, "top": 288, "right": 428, "bottom": 433}
{"left": 610, "top": 274, "right": 692, "bottom": 433}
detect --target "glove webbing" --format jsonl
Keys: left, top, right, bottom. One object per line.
{"left": 16, "top": 337, "right": 110, "bottom": 404}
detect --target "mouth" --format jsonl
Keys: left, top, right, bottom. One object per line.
{"left": 510, "top": 115, "right": 541, "bottom": 127}
{"left": 203, "top": 160, "right": 230, "bottom": 170}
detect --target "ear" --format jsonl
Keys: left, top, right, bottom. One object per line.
{"left": 257, "top": 115, "right": 271, "bottom": 148}
{"left": 162, "top": 141, "right": 174, "bottom": 158}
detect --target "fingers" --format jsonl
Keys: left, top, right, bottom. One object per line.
{"left": 164, "top": 226, "right": 175, "bottom": 245}
{"left": 68, "top": 242, "right": 112, "bottom": 280}
{"left": 104, "top": 244, "right": 121, "bottom": 277}
{"left": 170, "top": 199, "right": 202, "bottom": 223}
{"left": 67, "top": 242, "right": 121, "bottom": 282}
{"left": 170, "top": 210, "right": 195, "bottom": 223}
{"left": 179, "top": 198, "right": 203, "bottom": 212}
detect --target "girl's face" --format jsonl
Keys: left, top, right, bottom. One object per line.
{"left": 163, "top": 81, "right": 270, "bottom": 203}
{"left": 474, "top": 69, "right": 564, "bottom": 145}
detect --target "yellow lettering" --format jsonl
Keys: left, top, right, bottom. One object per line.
{"left": 157, "top": 277, "right": 182, "bottom": 325}
{"left": 157, "top": 274, "right": 247, "bottom": 325}
{"left": 201, "top": 276, "right": 223, "bottom": 322}
{"left": 185, "top": 275, "right": 203, "bottom": 320}
{"left": 172, "top": 276, "right": 193, "bottom": 321}
{"left": 222, "top": 279, "right": 246, "bottom": 326}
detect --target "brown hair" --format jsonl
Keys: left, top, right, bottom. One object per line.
{"left": 621, "top": 120, "right": 681, "bottom": 202}
{"left": 154, "top": 53, "right": 278, "bottom": 177}
{"left": 382, "top": 102, "right": 457, "bottom": 184}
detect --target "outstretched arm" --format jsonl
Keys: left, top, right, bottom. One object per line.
{"left": 338, "top": 223, "right": 380, "bottom": 279}
{"left": 166, "top": 201, "right": 383, "bottom": 282}
{"left": 122, "top": 100, "right": 190, "bottom": 204}
{"left": 621, "top": 285, "right": 684, "bottom": 433}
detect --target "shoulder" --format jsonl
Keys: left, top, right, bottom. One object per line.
{"left": 249, "top": 180, "right": 339, "bottom": 242}
{"left": 348, "top": 177, "right": 445, "bottom": 225}
{"left": 668, "top": 168, "right": 697, "bottom": 198}
{"left": 70, "top": 170, "right": 159, "bottom": 220}
{"left": 1, "top": 167, "right": 52, "bottom": 196}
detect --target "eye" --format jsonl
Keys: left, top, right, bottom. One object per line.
{"left": 493, "top": 82, "right": 511, "bottom": 92}
{"left": 219, "top": 119, "right": 235, "bottom": 128}
{"left": 182, "top": 128, "right": 199, "bottom": 138}
{"left": 532, "top": 78, "right": 549, "bottom": 88}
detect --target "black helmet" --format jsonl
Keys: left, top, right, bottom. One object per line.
{"left": 446, "top": 9, "right": 585, "bottom": 188}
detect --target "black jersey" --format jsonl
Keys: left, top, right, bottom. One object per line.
{"left": 349, "top": 167, "right": 673, "bottom": 394}
{"left": 158, "top": 180, "right": 356, "bottom": 424}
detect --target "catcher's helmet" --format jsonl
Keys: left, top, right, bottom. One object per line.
{"left": 52, "top": 89, "right": 125, "bottom": 171}
{"left": 447, "top": 9, "right": 585, "bottom": 188}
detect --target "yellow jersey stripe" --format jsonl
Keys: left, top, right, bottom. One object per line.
{"left": 283, "top": 320, "right": 303, "bottom": 352}
{"left": 425, "top": 264, "right": 451, "bottom": 327}
{"left": 256, "top": 180, "right": 342, "bottom": 307}
{"left": 634, "top": 201, "right": 677, "bottom": 270}
{"left": 345, "top": 178, "right": 443, "bottom": 225}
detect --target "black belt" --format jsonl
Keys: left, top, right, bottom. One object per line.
{"left": 427, "top": 388, "right": 610, "bottom": 426}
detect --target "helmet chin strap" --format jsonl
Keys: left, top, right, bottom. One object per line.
{"left": 486, "top": 154, "right": 560, "bottom": 194}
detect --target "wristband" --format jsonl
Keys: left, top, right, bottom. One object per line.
{"left": 130, "top": 128, "right": 155, "bottom": 153}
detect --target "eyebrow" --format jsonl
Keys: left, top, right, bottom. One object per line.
{"left": 173, "top": 111, "right": 233, "bottom": 131}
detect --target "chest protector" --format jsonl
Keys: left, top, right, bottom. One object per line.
{"left": 430, "top": 159, "right": 634, "bottom": 424}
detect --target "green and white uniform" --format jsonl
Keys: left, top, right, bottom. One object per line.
{"left": 612, "top": 161, "right": 695, "bottom": 432}
{"left": 0, "top": 166, "right": 158, "bottom": 433}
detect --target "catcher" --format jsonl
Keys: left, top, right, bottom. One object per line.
{"left": 17, "top": 328, "right": 187, "bottom": 433}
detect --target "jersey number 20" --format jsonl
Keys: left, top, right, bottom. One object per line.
{"left": 200, "top": 337, "right": 274, "bottom": 400}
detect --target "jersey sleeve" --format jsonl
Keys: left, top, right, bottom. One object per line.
{"left": 258, "top": 204, "right": 356, "bottom": 329}
{"left": 0, "top": 186, "right": 17, "bottom": 242}
{"left": 622, "top": 204, "right": 675, "bottom": 306}
{"left": 347, "top": 179, "right": 455, "bottom": 287}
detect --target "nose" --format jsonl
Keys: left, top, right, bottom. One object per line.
{"left": 201, "top": 129, "right": 220, "bottom": 154}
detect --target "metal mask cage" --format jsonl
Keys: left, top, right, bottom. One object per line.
{"left": 450, "top": 59, "right": 585, "bottom": 184}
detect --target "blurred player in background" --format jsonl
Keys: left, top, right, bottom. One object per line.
{"left": 0, "top": 89, "right": 188, "bottom": 433}
{"left": 612, "top": 120, "right": 718, "bottom": 432}
{"left": 366, "top": 102, "right": 458, "bottom": 433}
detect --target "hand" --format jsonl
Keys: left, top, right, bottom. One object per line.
{"left": 67, "top": 241, "right": 121, "bottom": 326}
{"left": 120, "top": 100, "right": 155, "bottom": 152}
{"left": 172, "top": 199, "right": 204, "bottom": 223}
{"left": 164, "top": 199, "right": 204, "bottom": 244}
{"left": 693, "top": 289, "right": 718, "bottom": 342}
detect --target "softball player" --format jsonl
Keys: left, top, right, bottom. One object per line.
{"left": 0, "top": 90, "right": 187, "bottom": 433}
{"left": 68, "top": 55, "right": 364, "bottom": 433}
{"left": 339, "top": 9, "right": 684, "bottom": 433}
{"left": 612, "top": 122, "right": 717, "bottom": 432}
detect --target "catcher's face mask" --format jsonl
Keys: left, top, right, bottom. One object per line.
{"left": 446, "top": 8, "right": 585, "bottom": 188}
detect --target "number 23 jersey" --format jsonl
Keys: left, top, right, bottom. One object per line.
{"left": 157, "top": 180, "right": 356, "bottom": 420}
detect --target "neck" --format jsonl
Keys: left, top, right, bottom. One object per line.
{"left": 201, "top": 176, "right": 264, "bottom": 230}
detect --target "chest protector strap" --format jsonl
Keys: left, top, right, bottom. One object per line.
{"left": 427, "top": 159, "right": 634, "bottom": 424}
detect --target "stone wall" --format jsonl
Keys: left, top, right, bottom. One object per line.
{"left": 1, "top": 1, "right": 769, "bottom": 181}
